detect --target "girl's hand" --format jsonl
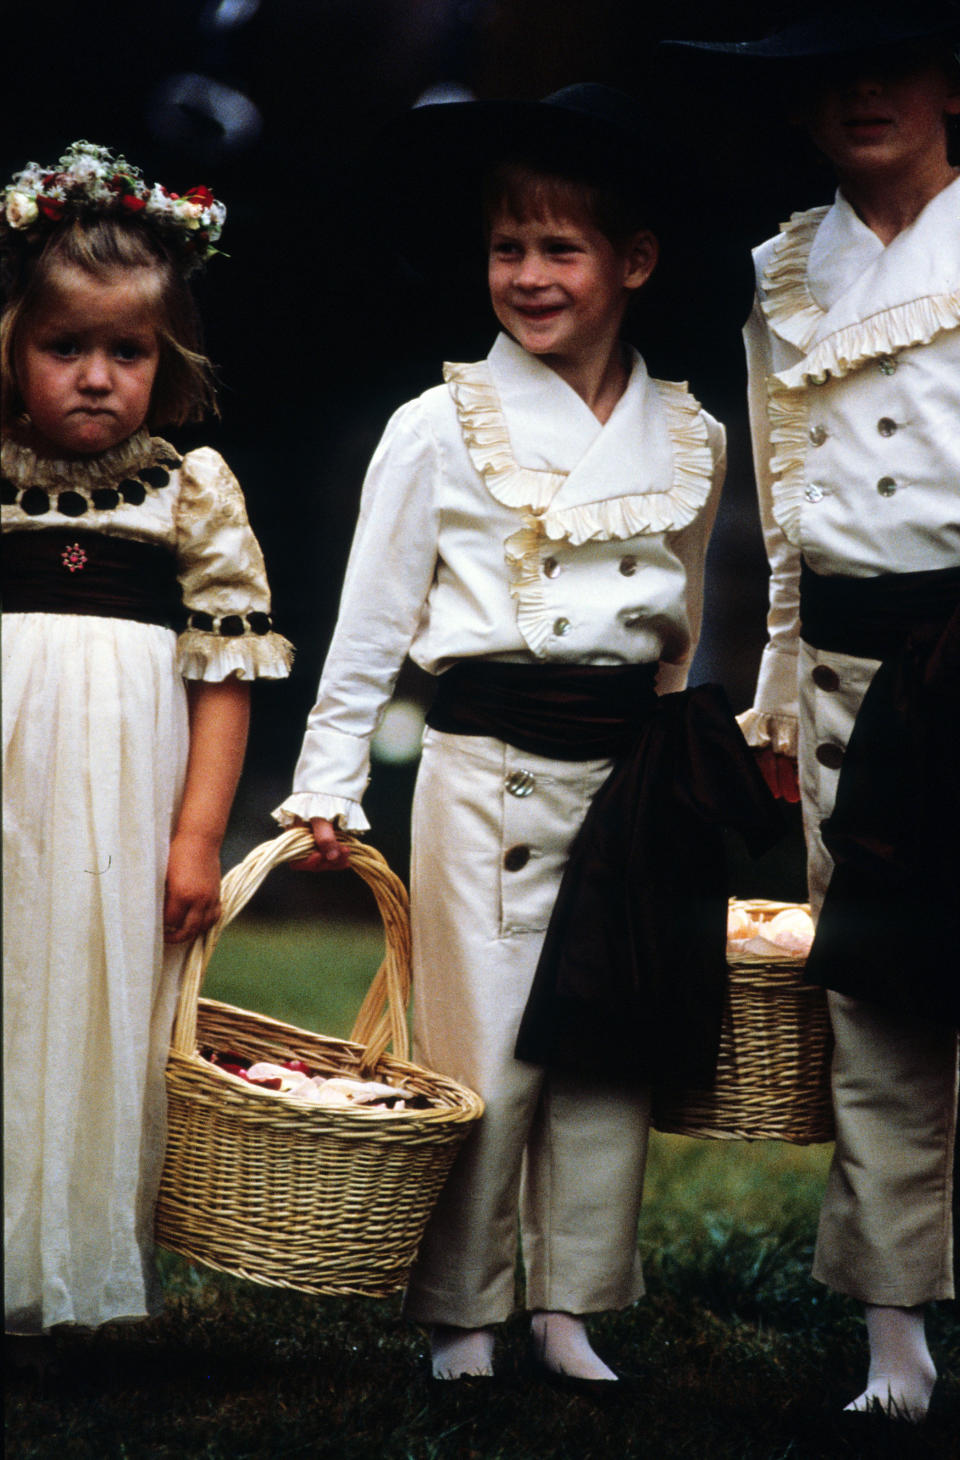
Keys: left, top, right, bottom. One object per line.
{"left": 291, "top": 817, "right": 352, "bottom": 872}
{"left": 755, "top": 746, "right": 800, "bottom": 803}
{"left": 163, "top": 831, "right": 223, "bottom": 944}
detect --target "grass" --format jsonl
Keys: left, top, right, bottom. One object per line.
{"left": 7, "top": 920, "right": 959, "bottom": 1459}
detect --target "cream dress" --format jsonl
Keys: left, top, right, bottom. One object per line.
{"left": 2, "top": 430, "right": 291, "bottom": 1333}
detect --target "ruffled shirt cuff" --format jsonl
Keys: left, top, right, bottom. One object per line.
{"left": 177, "top": 627, "right": 294, "bottom": 681}
{"left": 272, "top": 793, "right": 370, "bottom": 834}
{"left": 738, "top": 641, "right": 799, "bottom": 756}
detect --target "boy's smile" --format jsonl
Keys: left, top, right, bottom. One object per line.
{"left": 487, "top": 207, "right": 656, "bottom": 398}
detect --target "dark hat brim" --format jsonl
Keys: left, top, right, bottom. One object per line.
{"left": 393, "top": 84, "right": 669, "bottom": 208}
{"left": 663, "top": 4, "right": 960, "bottom": 61}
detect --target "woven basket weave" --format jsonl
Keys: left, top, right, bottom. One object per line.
{"left": 651, "top": 900, "right": 835, "bottom": 1144}
{"left": 154, "top": 827, "right": 484, "bottom": 1296}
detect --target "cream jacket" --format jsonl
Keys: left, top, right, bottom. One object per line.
{"left": 741, "top": 175, "right": 960, "bottom": 756}
{"left": 278, "top": 332, "right": 725, "bottom": 830}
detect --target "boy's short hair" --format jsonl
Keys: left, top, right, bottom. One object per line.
{"left": 482, "top": 161, "right": 657, "bottom": 247}
{"left": 1, "top": 216, "right": 218, "bottom": 433}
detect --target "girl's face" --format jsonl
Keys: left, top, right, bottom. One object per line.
{"left": 487, "top": 203, "right": 656, "bottom": 377}
{"left": 17, "top": 264, "right": 161, "bottom": 457}
{"left": 798, "top": 52, "right": 960, "bottom": 183}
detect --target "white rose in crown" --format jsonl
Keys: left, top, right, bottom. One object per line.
{"left": 6, "top": 191, "right": 38, "bottom": 229}
{"left": 172, "top": 197, "right": 204, "bottom": 229}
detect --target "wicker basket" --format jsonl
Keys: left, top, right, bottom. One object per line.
{"left": 154, "top": 827, "right": 484, "bottom": 1296}
{"left": 651, "top": 900, "right": 835, "bottom": 1144}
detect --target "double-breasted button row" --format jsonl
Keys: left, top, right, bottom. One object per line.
{"left": 503, "top": 844, "right": 531, "bottom": 871}
{"left": 542, "top": 554, "right": 638, "bottom": 578}
{"left": 805, "top": 476, "right": 900, "bottom": 502}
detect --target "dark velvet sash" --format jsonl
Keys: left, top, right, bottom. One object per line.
{"left": 2, "top": 528, "right": 183, "bottom": 629}
{"left": 800, "top": 560, "right": 960, "bottom": 660}
{"left": 802, "top": 566, "right": 960, "bottom": 1027}
{"left": 427, "top": 659, "right": 659, "bottom": 760}
{"left": 429, "top": 663, "right": 783, "bottom": 1085}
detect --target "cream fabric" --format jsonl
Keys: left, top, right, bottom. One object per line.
{"left": 739, "top": 179, "right": 960, "bottom": 1303}
{"left": 739, "top": 175, "right": 960, "bottom": 753}
{"left": 277, "top": 332, "right": 725, "bottom": 831}
{"left": 403, "top": 729, "right": 649, "bottom": 1326}
{"left": 2, "top": 438, "right": 289, "bottom": 1333}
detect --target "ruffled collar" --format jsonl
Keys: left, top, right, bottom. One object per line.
{"left": 444, "top": 334, "right": 715, "bottom": 656}
{"left": 1, "top": 429, "right": 176, "bottom": 490}
{"left": 445, "top": 332, "right": 714, "bottom": 542}
{"left": 760, "top": 175, "right": 960, "bottom": 386}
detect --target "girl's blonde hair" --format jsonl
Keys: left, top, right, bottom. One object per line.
{"left": 1, "top": 216, "right": 218, "bottom": 433}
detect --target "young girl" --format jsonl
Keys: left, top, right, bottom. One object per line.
{"left": 2, "top": 142, "right": 292, "bottom": 1337}
{"left": 277, "top": 85, "right": 730, "bottom": 1384}
{"left": 672, "top": 2, "right": 960, "bottom": 1420}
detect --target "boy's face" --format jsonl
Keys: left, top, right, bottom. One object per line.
{"left": 487, "top": 203, "right": 656, "bottom": 376}
{"left": 797, "top": 50, "right": 960, "bottom": 182}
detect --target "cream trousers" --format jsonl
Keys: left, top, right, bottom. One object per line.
{"left": 798, "top": 640, "right": 959, "bottom": 1305}
{"left": 402, "top": 727, "right": 650, "bottom": 1328}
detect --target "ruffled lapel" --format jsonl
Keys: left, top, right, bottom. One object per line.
{"left": 445, "top": 332, "right": 713, "bottom": 544}
{"left": 761, "top": 177, "right": 960, "bottom": 387}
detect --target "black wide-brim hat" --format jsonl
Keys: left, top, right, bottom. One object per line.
{"left": 664, "top": 1, "right": 960, "bottom": 62}
{"left": 394, "top": 83, "right": 670, "bottom": 225}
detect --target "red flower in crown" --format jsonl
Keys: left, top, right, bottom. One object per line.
{"left": 37, "top": 196, "right": 65, "bottom": 221}
{"left": 119, "top": 194, "right": 147, "bottom": 213}
{"left": 184, "top": 184, "right": 215, "bottom": 208}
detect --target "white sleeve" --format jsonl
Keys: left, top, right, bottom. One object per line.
{"left": 274, "top": 402, "right": 441, "bottom": 831}
{"left": 739, "top": 293, "right": 800, "bottom": 756}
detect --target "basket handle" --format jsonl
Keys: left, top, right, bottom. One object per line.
{"left": 170, "top": 827, "right": 412, "bottom": 1073}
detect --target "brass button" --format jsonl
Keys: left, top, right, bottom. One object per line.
{"left": 877, "top": 477, "right": 897, "bottom": 497}
{"left": 805, "top": 483, "right": 824, "bottom": 503}
{"left": 877, "top": 356, "right": 897, "bottom": 376}
{"left": 810, "top": 371, "right": 830, "bottom": 386}
{"left": 815, "top": 743, "right": 844, "bottom": 770}
{"left": 808, "top": 424, "right": 827, "bottom": 446}
{"left": 618, "top": 555, "right": 638, "bottom": 576}
{"left": 543, "top": 556, "right": 560, "bottom": 579}
{"left": 623, "top": 613, "right": 644, "bottom": 629}
{"left": 877, "top": 417, "right": 897, "bottom": 437}
{"left": 503, "top": 844, "right": 530, "bottom": 872}
{"left": 553, "top": 617, "right": 570, "bottom": 637}
{"left": 505, "top": 769, "right": 535, "bottom": 798}
{"left": 811, "top": 664, "right": 840, "bottom": 691}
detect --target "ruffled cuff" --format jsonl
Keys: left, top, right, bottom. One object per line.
{"left": 177, "top": 628, "right": 294, "bottom": 681}
{"left": 272, "top": 793, "right": 370, "bottom": 834}
{"left": 736, "top": 707, "right": 798, "bottom": 758}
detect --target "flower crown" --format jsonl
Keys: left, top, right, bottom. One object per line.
{"left": 1, "top": 140, "right": 226, "bottom": 277}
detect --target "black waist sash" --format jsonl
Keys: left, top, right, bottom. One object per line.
{"left": 2, "top": 529, "right": 183, "bottom": 628}
{"left": 427, "top": 659, "right": 659, "bottom": 759}
{"left": 427, "top": 662, "right": 783, "bottom": 1086}
{"left": 802, "top": 563, "right": 960, "bottom": 1026}
{"left": 800, "top": 560, "right": 960, "bottom": 660}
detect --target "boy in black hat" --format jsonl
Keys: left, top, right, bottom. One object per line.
{"left": 278, "top": 85, "right": 731, "bottom": 1384}
{"left": 670, "top": 1, "right": 960, "bottom": 1421}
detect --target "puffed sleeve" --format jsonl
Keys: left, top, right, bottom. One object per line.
{"left": 738, "top": 291, "right": 800, "bottom": 756}
{"left": 173, "top": 446, "right": 293, "bottom": 682}
{"left": 274, "top": 400, "right": 441, "bottom": 832}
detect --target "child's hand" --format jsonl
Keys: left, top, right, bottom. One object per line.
{"left": 163, "top": 831, "right": 223, "bottom": 944}
{"left": 291, "top": 817, "right": 352, "bottom": 872}
{"left": 754, "top": 747, "right": 801, "bottom": 803}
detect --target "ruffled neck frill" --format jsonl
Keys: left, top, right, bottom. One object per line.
{"left": 758, "top": 180, "right": 960, "bottom": 546}
{"left": 1, "top": 430, "right": 177, "bottom": 491}
{"left": 443, "top": 349, "right": 714, "bottom": 656}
